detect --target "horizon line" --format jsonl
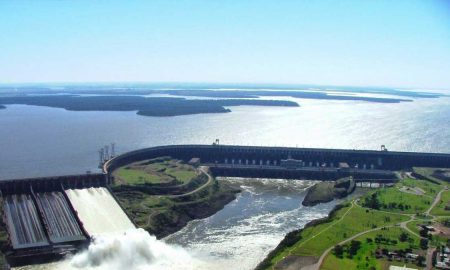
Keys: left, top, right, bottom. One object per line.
{"left": 0, "top": 80, "right": 448, "bottom": 91}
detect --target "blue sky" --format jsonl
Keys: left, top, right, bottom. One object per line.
{"left": 0, "top": 0, "right": 449, "bottom": 89}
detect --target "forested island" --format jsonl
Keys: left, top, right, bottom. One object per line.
{"left": 0, "top": 95, "right": 298, "bottom": 117}
{"left": 0, "top": 85, "right": 445, "bottom": 117}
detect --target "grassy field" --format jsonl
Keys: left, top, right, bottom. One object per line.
{"left": 321, "top": 227, "right": 420, "bottom": 270}
{"left": 363, "top": 177, "right": 442, "bottom": 215}
{"left": 261, "top": 174, "right": 450, "bottom": 270}
{"left": 430, "top": 190, "right": 450, "bottom": 216}
{"left": 406, "top": 220, "right": 424, "bottom": 237}
{"left": 401, "top": 178, "right": 440, "bottom": 197}
{"left": 115, "top": 175, "right": 237, "bottom": 237}
{"left": 375, "top": 187, "right": 432, "bottom": 214}
{"left": 113, "top": 157, "right": 197, "bottom": 185}
{"left": 111, "top": 157, "right": 239, "bottom": 237}
{"left": 265, "top": 202, "right": 408, "bottom": 268}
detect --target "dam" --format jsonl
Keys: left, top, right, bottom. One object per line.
{"left": 1, "top": 144, "right": 449, "bottom": 267}
{"left": 103, "top": 144, "right": 450, "bottom": 180}
{"left": 0, "top": 174, "right": 134, "bottom": 267}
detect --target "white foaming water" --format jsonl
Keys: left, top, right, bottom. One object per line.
{"left": 15, "top": 179, "right": 356, "bottom": 270}
{"left": 16, "top": 187, "right": 213, "bottom": 270}
{"left": 165, "top": 178, "right": 336, "bottom": 270}
{"left": 68, "top": 228, "right": 209, "bottom": 270}
{"left": 65, "top": 187, "right": 135, "bottom": 236}
{"left": 15, "top": 229, "right": 211, "bottom": 270}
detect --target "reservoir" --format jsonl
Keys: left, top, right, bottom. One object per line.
{"left": 1, "top": 90, "right": 449, "bottom": 269}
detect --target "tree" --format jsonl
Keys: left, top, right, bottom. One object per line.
{"left": 363, "top": 193, "right": 381, "bottom": 209}
{"left": 419, "top": 228, "right": 429, "bottom": 238}
{"left": 416, "top": 255, "right": 426, "bottom": 266}
{"left": 349, "top": 240, "right": 362, "bottom": 256}
{"left": 420, "top": 238, "right": 428, "bottom": 250}
{"left": 333, "top": 245, "right": 344, "bottom": 258}
{"left": 399, "top": 232, "right": 409, "bottom": 242}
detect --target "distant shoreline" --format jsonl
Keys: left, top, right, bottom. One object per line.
{"left": 0, "top": 95, "right": 299, "bottom": 117}
{"left": 0, "top": 85, "right": 437, "bottom": 117}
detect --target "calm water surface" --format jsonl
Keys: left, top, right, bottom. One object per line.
{"left": 1, "top": 95, "right": 449, "bottom": 179}
{"left": 1, "top": 93, "right": 449, "bottom": 269}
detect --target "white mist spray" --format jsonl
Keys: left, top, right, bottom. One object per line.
{"left": 14, "top": 229, "right": 210, "bottom": 270}
{"left": 69, "top": 228, "right": 203, "bottom": 270}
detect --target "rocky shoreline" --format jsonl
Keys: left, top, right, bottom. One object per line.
{"left": 302, "top": 177, "right": 355, "bottom": 206}
{"left": 154, "top": 187, "right": 240, "bottom": 238}
{"left": 254, "top": 203, "right": 347, "bottom": 270}
{"left": 113, "top": 180, "right": 241, "bottom": 239}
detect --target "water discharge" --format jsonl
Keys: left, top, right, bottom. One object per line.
{"left": 65, "top": 187, "right": 135, "bottom": 236}
{"left": 14, "top": 178, "right": 336, "bottom": 270}
{"left": 15, "top": 229, "right": 210, "bottom": 270}
{"left": 165, "top": 178, "right": 338, "bottom": 270}
{"left": 15, "top": 187, "right": 211, "bottom": 270}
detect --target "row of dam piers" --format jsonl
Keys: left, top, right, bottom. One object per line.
{"left": 0, "top": 173, "right": 135, "bottom": 267}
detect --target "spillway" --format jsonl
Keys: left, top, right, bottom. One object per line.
{"left": 65, "top": 187, "right": 135, "bottom": 236}
{"left": 35, "top": 192, "right": 85, "bottom": 243}
{"left": 4, "top": 194, "right": 49, "bottom": 249}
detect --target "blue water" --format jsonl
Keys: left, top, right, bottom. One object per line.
{"left": 0, "top": 91, "right": 449, "bottom": 180}
{"left": 2, "top": 87, "right": 449, "bottom": 270}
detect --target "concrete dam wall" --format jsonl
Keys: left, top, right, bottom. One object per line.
{"left": 4, "top": 194, "right": 49, "bottom": 249}
{"left": 0, "top": 174, "right": 109, "bottom": 266}
{"left": 104, "top": 144, "right": 450, "bottom": 179}
{"left": 34, "top": 192, "right": 85, "bottom": 243}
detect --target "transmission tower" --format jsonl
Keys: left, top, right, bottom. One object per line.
{"left": 104, "top": 145, "right": 110, "bottom": 161}
{"left": 111, "top": 143, "right": 115, "bottom": 157}
{"left": 98, "top": 148, "right": 104, "bottom": 168}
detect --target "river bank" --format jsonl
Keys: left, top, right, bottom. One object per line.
{"left": 110, "top": 160, "right": 242, "bottom": 238}
{"left": 165, "top": 178, "right": 337, "bottom": 270}
{"left": 302, "top": 177, "right": 356, "bottom": 206}
{"left": 255, "top": 171, "right": 450, "bottom": 270}
{"left": 254, "top": 203, "right": 347, "bottom": 270}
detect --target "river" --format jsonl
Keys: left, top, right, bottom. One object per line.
{"left": 165, "top": 178, "right": 336, "bottom": 270}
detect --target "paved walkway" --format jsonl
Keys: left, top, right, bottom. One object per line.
{"left": 426, "top": 247, "right": 436, "bottom": 270}
{"left": 306, "top": 225, "right": 394, "bottom": 270}
{"left": 168, "top": 166, "right": 213, "bottom": 198}
{"left": 425, "top": 188, "right": 446, "bottom": 216}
